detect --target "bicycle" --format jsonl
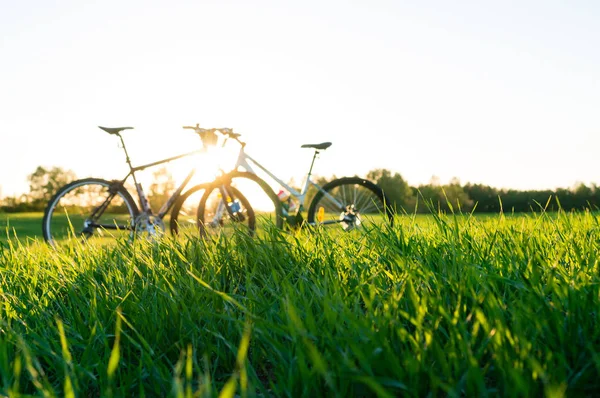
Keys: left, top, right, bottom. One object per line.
{"left": 169, "top": 126, "right": 281, "bottom": 237}
{"left": 42, "top": 126, "right": 255, "bottom": 247}
{"left": 172, "top": 127, "right": 394, "bottom": 234}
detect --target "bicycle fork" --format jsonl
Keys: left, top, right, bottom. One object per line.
{"left": 211, "top": 185, "right": 245, "bottom": 227}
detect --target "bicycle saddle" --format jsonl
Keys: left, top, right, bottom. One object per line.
{"left": 98, "top": 126, "right": 134, "bottom": 135}
{"left": 301, "top": 142, "right": 332, "bottom": 150}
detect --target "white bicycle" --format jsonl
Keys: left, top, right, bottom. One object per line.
{"left": 171, "top": 125, "right": 394, "bottom": 234}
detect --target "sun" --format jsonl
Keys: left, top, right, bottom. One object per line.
{"left": 166, "top": 149, "right": 224, "bottom": 188}
{"left": 142, "top": 136, "right": 279, "bottom": 214}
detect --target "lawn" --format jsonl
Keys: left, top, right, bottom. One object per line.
{"left": 0, "top": 210, "right": 598, "bottom": 396}
{"left": 0, "top": 212, "right": 45, "bottom": 243}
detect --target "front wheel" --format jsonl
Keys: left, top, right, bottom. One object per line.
{"left": 306, "top": 177, "right": 394, "bottom": 230}
{"left": 42, "top": 178, "right": 139, "bottom": 247}
{"left": 197, "top": 183, "right": 256, "bottom": 238}
{"left": 169, "top": 183, "right": 210, "bottom": 236}
{"left": 210, "top": 171, "right": 283, "bottom": 231}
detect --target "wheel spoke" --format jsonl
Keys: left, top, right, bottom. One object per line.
{"left": 308, "top": 178, "right": 392, "bottom": 230}
{"left": 321, "top": 193, "right": 342, "bottom": 214}
{"left": 354, "top": 186, "right": 371, "bottom": 210}
{"left": 198, "top": 185, "right": 255, "bottom": 238}
{"left": 44, "top": 179, "right": 136, "bottom": 247}
{"left": 359, "top": 200, "right": 380, "bottom": 214}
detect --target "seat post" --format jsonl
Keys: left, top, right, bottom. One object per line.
{"left": 117, "top": 133, "right": 134, "bottom": 171}
{"left": 307, "top": 150, "right": 319, "bottom": 180}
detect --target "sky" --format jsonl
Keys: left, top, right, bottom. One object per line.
{"left": 1, "top": 0, "right": 599, "bottom": 198}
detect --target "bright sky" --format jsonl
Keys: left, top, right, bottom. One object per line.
{"left": 1, "top": 0, "right": 599, "bottom": 198}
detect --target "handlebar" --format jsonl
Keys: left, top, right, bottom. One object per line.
{"left": 183, "top": 124, "right": 235, "bottom": 136}
{"left": 182, "top": 124, "right": 244, "bottom": 145}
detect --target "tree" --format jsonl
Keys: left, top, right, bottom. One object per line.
{"left": 148, "top": 167, "right": 175, "bottom": 211}
{"left": 442, "top": 178, "right": 474, "bottom": 212}
{"left": 367, "top": 169, "right": 414, "bottom": 211}
{"left": 415, "top": 177, "right": 473, "bottom": 213}
{"left": 0, "top": 194, "right": 31, "bottom": 213}
{"left": 463, "top": 183, "right": 501, "bottom": 212}
{"left": 27, "top": 166, "right": 76, "bottom": 208}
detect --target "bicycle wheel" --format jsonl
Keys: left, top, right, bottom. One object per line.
{"left": 207, "top": 171, "right": 283, "bottom": 231}
{"left": 42, "top": 178, "right": 139, "bottom": 247}
{"left": 197, "top": 183, "right": 256, "bottom": 238}
{"left": 306, "top": 177, "right": 394, "bottom": 230}
{"left": 169, "top": 183, "right": 210, "bottom": 236}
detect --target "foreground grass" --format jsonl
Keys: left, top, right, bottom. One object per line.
{"left": 0, "top": 211, "right": 599, "bottom": 396}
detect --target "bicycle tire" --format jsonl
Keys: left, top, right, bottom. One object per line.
{"left": 306, "top": 177, "right": 394, "bottom": 229}
{"left": 169, "top": 183, "right": 211, "bottom": 235}
{"left": 42, "top": 178, "right": 139, "bottom": 247}
{"left": 202, "top": 171, "right": 283, "bottom": 230}
{"left": 197, "top": 183, "right": 256, "bottom": 237}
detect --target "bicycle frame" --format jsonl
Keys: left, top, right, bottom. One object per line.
{"left": 125, "top": 149, "right": 202, "bottom": 218}
{"left": 91, "top": 133, "right": 206, "bottom": 231}
{"left": 232, "top": 143, "right": 345, "bottom": 216}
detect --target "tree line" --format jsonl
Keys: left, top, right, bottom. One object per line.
{"left": 1, "top": 166, "right": 598, "bottom": 213}
{"left": 0, "top": 166, "right": 174, "bottom": 213}
{"left": 366, "top": 169, "right": 600, "bottom": 213}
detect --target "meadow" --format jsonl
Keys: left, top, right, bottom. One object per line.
{"left": 0, "top": 211, "right": 599, "bottom": 396}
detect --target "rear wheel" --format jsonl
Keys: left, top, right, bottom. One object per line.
{"left": 42, "top": 178, "right": 139, "bottom": 247}
{"left": 307, "top": 177, "right": 394, "bottom": 230}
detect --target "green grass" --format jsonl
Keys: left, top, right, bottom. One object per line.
{"left": 0, "top": 210, "right": 599, "bottom": 396}
{"left": 0, "top": 212, "right": 44, "bottom": 242}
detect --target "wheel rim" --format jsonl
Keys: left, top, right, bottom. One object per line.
{"left": 227, "top": 176, "right": 280, "bottom": 232}
{"left": 45, "top": 181, "right": 136, "bottom": 247}
{"left": 199, "top": 187, "right": 255, "bottom": 238}
{"left": 170, "top": 186, "right": 209, "bottom": 236}
{"left": 314, "top": 183, "right": 388, "bottom": 229}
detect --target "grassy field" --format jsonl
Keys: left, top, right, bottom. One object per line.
{"left": 0, "top": 212, "right": 45, "bottom": 243}
{"left": 0, "top": 211, "right": 599, "bottom": 396}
